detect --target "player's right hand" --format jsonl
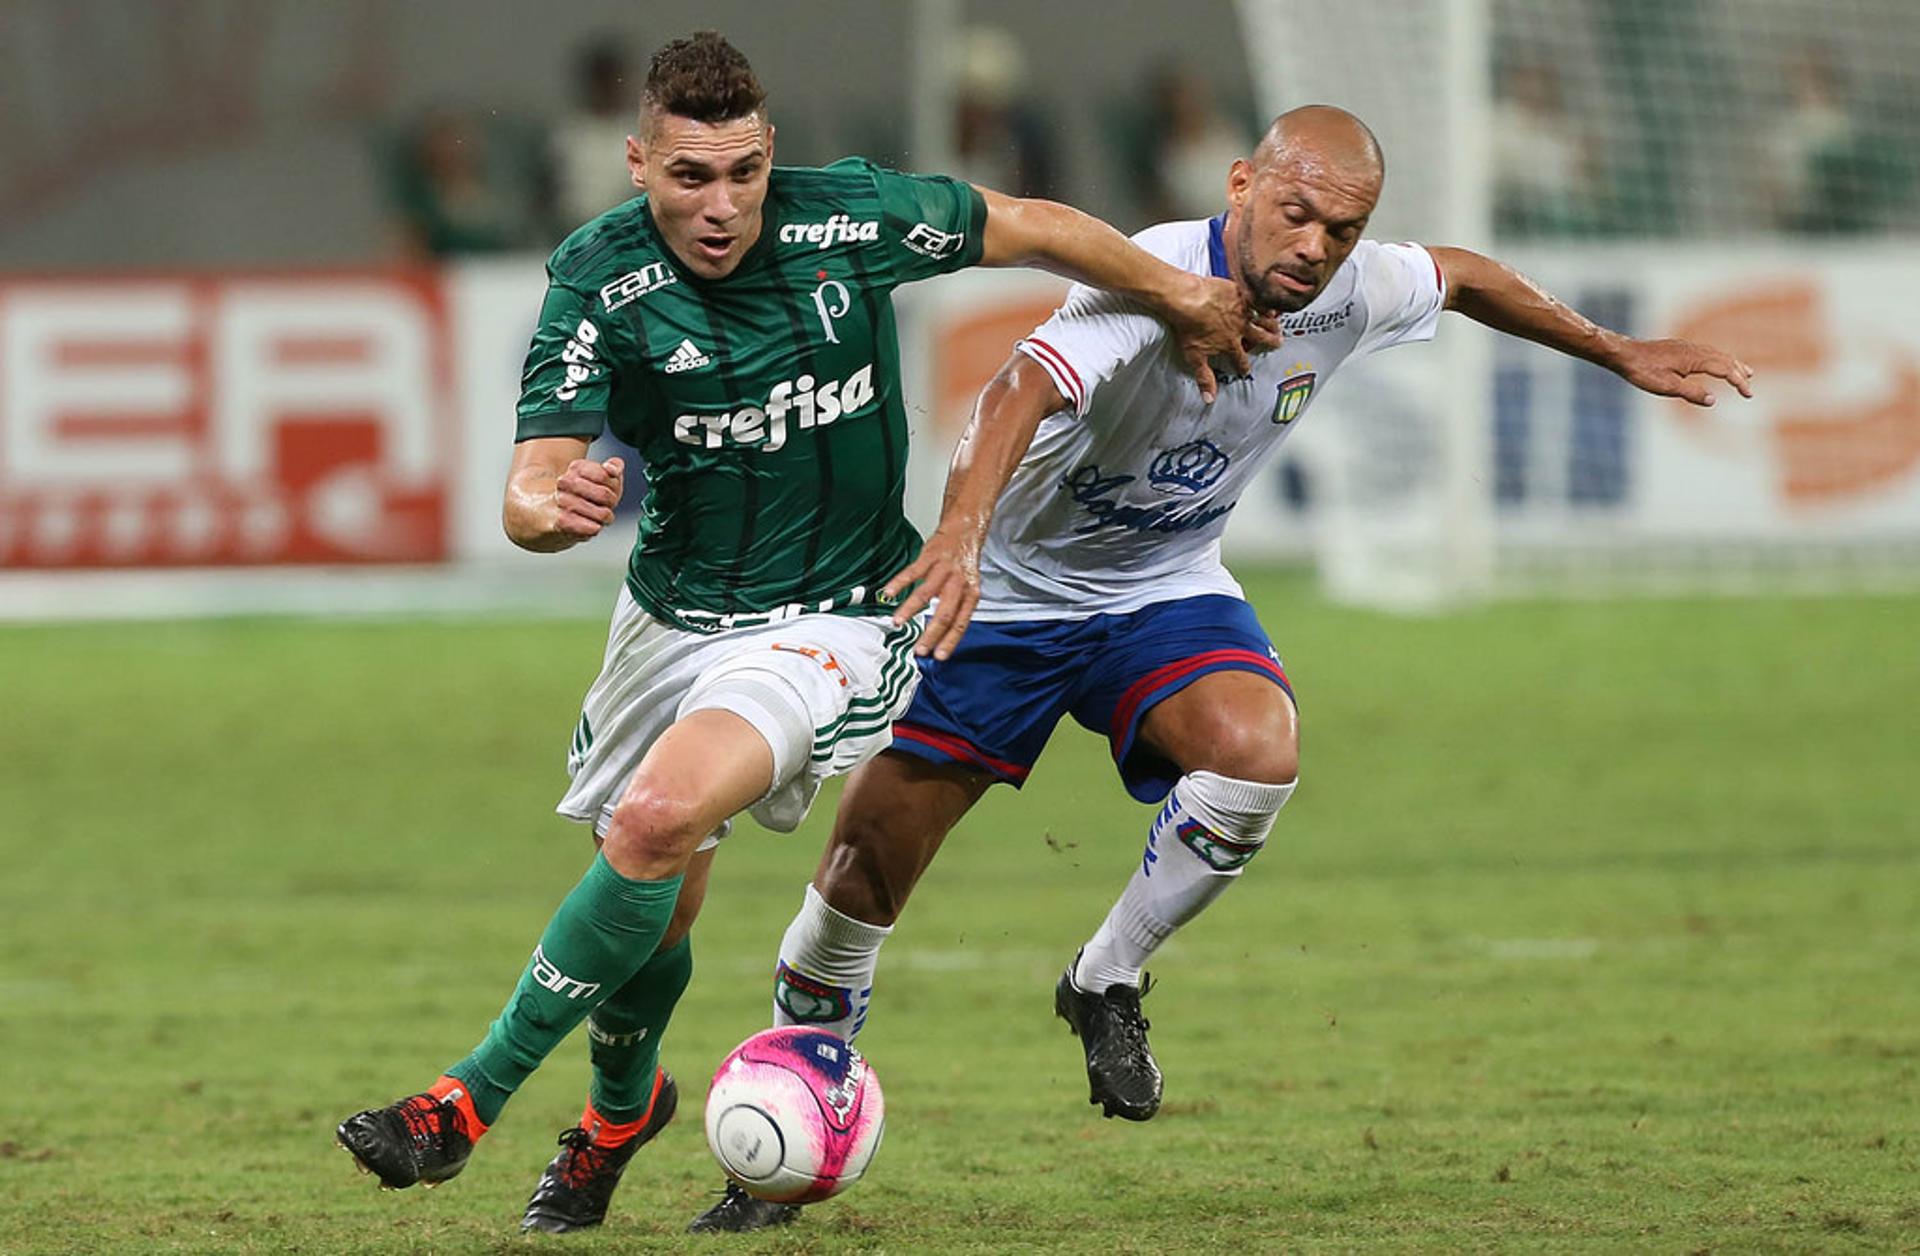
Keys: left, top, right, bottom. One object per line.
{"left": 554, "top": 456, "right": 625, "bottom": 540}
{"left": 883, "top": 527, "right": 982, "bottom": 661}
{"left": 1172, "top": 275, "right": 1282, "bottom": 404}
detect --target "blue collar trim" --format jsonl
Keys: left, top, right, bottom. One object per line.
{"left": 1207, "top": 213, "right": 1231, "bottom": 280}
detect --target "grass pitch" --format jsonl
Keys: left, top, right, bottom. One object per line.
{"left": 2, "top": 570, "right": 1916, "bottom": 1253}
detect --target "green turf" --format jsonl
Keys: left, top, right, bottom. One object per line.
{"left": 2, "top": 570, "right": 1916, "bottom": 1253}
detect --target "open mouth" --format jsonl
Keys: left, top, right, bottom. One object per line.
{"left": 693, "top": 234, "right": 735, "bottom": 262}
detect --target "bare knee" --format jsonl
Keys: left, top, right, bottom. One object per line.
{"left": 1190, "top": 716, "right": 1299, "bottom": 785}
{"left": 603, "top": 789, "right": 707, "bottom": 879}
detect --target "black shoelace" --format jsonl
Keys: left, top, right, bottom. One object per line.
{"left": 1106, "top": 973, "right": 1155, "bottom": 1035}
{"left": 399, "top": 1098, "right": 462, "bottom": 1154}
{"left": 554, "top": 1127, "right": 612, "bottom": 1189}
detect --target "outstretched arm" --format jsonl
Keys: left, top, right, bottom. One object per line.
{"left": 885, "top": 353, "right": 1065, "bottom": 660}
{"left": 1431, "top": 246, "right": 1754, "bottom": 406}
{"left": 977, "top": 188, "right": 1279, "bottom": 402}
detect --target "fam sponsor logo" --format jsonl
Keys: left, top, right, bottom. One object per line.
{"left": 586, "top": 1021, "right": 648, "bottom": 1047}
{"left": 672, "top": 364, "right": 876, "bottom": 452}
{"left": 902, "top": 222, "right": 965, "bottom": 259}
{"left": 779, "top": 214, "right": 880, "bottom": 249}
{"left": 1280, "top": 299, "right": 1354, "bottom": 336}
{"left": 1271, "top": 368, "right": 1315, "bottom": 425}
{"left": 1148, "top": 438, "right": 1232, "bottom": 494}
{"left": 1059, "top": 464, "right": 1234, "bottom": 536}
{"left": 529, "top": 944, "right": 601, "bottom": 1000}
{"left": 600, "top": 262, "right": 676, "bottom": 312}
{"left": 554, "top": 318, "right": 601, "bottom": 401}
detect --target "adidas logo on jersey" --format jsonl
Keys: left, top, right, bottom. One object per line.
{"left": 663, "top": 338, "right": 712, "bottom": 374}
{"left": 672, "top": 363, "right": 877, "bottom": 453}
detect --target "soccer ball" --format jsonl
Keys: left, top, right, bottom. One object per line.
{"left": 703, "top": 1026, "right": 886, "bottom": 1205}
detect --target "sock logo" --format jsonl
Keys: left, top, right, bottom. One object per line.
{"left": 586, "top": 1019, "right": 649, "bottom": 1047}
{"left": 774, "top": 960, "right": 855, "bottom": 1024}
{"left": 1176, "top": 818, "right": 1262, "bottom": 871}
{"left": 530, "top": 945, "right": 602, "bottom": 1001}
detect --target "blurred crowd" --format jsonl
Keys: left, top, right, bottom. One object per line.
{"left": 383, "top": 37, "right": 641, "bottom": 260}
{"left": 381, "top": 29, "right": 1267, "bottom": 259}
{"left": 1492, "top": 37, "right": 1912, "bottom": 238}
{"left": 382, "top": 22, "right": 1916, "bottom": 261}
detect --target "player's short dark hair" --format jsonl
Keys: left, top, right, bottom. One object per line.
{"left": 643, "top": 31, "right": 766, "bottom": 125}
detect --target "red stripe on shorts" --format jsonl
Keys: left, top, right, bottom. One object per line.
{"left": 1107, "top": 649, "right": 1289, "bottom": 756}
{"left": 892, "top": 722, "right": 1031, "bottom": 782}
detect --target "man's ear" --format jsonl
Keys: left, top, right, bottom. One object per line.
{"left": 1226, "top": 158, "right": 1253, "bottom": 211}
{"left": 626, "top": 134, "right": 645, "bottom": 190}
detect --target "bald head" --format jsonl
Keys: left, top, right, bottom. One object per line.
{"left": 1223, "top": 105, "right": 1384, "bottom": 313}
{"left": 1252, "top": 105, "right": 1384, "bottom": 188}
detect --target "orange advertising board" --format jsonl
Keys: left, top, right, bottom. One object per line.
{"left": 0, "top": 272, "right": 456, "bottom": 568}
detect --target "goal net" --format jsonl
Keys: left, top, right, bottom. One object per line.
{"left": 1232, "top": 0, "right": 1920, "bottom": 602}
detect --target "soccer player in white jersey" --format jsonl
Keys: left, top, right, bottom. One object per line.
{"left": 727, "top": 104, "right": 1752, "bottom": 1229}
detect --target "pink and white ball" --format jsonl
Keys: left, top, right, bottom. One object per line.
{"left": 703, "top": 1026, "right": 886, "bottom": 1205}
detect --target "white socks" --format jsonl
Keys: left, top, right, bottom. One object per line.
{"left": 772, "top": 883, "right": 892, "bottom": 1042}
{"left": 1074, "top": 770, "right": 1295, "bottom": 993}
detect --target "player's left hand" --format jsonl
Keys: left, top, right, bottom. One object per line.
{"left": 1614, "top": 338, "right": 1755, "bottom": 407}
{"left": 1171, "top": 275, "right": 1283, "bottom": 404}
{"left": 883, "top": 529, "right": 982, "bottom": 661}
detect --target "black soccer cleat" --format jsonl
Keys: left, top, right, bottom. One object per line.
{"left": 1055, "top": 961, "right": 1163, "bottom": 1121}
{"left": 686, "top": 1180, "right": 802, "bottom": 1234}
{"left": 521, "top": 1071, "right": 679, "bottom": 1233}
{"left": 335, "top": 1091, "right": 479, "bottom": 1190}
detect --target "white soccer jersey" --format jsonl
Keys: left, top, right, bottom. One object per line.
{"left": 975, "top": 217, "right": 1446, "bottom": 620}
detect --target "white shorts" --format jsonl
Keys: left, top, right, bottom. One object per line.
{"left": 557, "top": 587, "right": 922, "bottom": 845}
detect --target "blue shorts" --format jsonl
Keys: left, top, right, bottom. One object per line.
{"left": 890, "top": 594, "right": 1292, "bottom": 803}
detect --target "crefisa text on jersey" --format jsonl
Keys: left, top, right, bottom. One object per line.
{"left": 778, "top": 214, "right": 881, "bottom": 249}
{"left": 553, "top": 318, "right": 601, "bottom": 403}
{"left": 672, "top": 364, "right": 878, "bottom": 452}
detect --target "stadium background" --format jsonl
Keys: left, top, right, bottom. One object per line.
{"left": 3, "top": 2, "right": 1917, "bottom": 1251}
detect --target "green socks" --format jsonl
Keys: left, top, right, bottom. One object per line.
{"left": 448, "top": 853, "right": 683, "bottom": 1125}
{"left": 586, "top": 935, "right": 694, "bottom": 1121}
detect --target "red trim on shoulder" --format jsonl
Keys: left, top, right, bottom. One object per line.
{"left": 893, "top": 723, "right": 1031, "bottom": 782}
{"left": 1022, "top": 336, "right": 1086, "bottom": 411}
{"left": 1108, "top": 649, "right": 1289, "bottom": 756}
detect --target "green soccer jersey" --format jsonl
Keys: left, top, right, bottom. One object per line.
{"left": 514, "top": 158, "right": 987, "bottom": 632}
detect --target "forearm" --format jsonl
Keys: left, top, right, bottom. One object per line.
{"left": 503, "top": 466, "right": 578, "bottom": 552}
{"left": 978, "top": 188, "right": 1195, "bottom": 314}
{"left": 503, "top": 435, "right": 599, "bottom": 552}
{"left": 929, "top": 357, "right": 1059, "bottom": 543}
{"left": 1431, "top": 246, "right": 1626, "bottom": 371}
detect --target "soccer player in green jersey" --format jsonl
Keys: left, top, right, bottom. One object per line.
{"left": 335, "top": 31, "right": 1274, "bottom": 1235}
